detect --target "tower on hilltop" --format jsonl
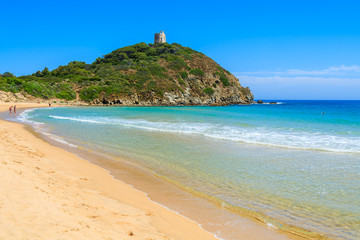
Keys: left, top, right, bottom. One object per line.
{"left": 154, "top": 31, "right": 166, "bottom": 44}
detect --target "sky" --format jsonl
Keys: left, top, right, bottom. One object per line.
{"left": 0, "top": 0, "right": 359, "bottom": 100}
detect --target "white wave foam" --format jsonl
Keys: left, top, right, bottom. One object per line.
{"left": 17, "top": 109, "right": 44, "bottom": 125}
{"left": 255, "top": 102, "right": 284, "bottom": 105}
{"left": 17, "top": 110, "right": 77, "bottom": 148}
{"left": 40, "top": 131, "right": 78, "bottom": 148}
{"left": 49, "top": 115, "right": 103, "bottom": 124}
{"left": 48, "top": 115, "right": 360, "bottom": 153}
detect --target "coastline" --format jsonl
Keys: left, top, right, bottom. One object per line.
{"left": 0, "top": 103, "right": 315, "bottom": 240}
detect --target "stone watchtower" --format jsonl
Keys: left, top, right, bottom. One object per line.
{"left": 154, "top": 31, "right": 166, "bottom": 44}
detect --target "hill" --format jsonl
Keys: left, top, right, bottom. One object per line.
{"left": 0, "top": 43, "right": 253, "bottom": 105}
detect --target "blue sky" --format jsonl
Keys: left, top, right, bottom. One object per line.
{"left": 1, "top": 0, "right": 359, "bottom": 100}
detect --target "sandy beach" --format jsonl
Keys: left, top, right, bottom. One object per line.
{"left": 0, "top": 103, "right": 218, "bottom": 240}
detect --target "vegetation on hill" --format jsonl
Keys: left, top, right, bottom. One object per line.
{"left": 0, "top": 43, "right": 253, "bottom": 105}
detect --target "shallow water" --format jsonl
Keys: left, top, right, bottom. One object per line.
{"left": 14, "top": 101, "right": 360, "bottom": 239}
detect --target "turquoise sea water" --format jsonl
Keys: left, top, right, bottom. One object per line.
{"left": 16, "top": 101, "right": 360, "bottom": 239}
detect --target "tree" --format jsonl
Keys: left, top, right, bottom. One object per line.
{"left": 35, "top": 71, "right": 42, "bottom": 77}
{"left": 2, "top": 72, "right": 15, "bottom": 78}
{"left": 42, "top": 67, "right": 50, "bottom": 76}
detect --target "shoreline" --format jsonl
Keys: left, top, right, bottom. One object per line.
{"left": 0, "top": 103, "right": 322, "bottom": 239}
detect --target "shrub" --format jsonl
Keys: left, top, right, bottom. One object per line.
{"left": 166, "top": 55, "right": 189, "bottom": 70}
{"left": 79, "top": 86, "right": 102, "bottom": 101}
{"left": 42, "top": 67, "right": 50, "bottom": 76}
{"left": 0, "top": 83, "right": 21, "bottom": 93}
{"left": 134, "top": 42, "right": 150, "bottom": 51}
{"left": 56, "top": 90, "right": 76, "bottom": 100}
{"left": 189, "top": 68, "right": 204, "bottom": 77}
{"left": 177, "top": 76, "right": 185, "bottom": 85}
{"left": 240, "top": 86, "right": 252, "bottom": 96}
{"left": 216, "top": 71, "right": 230, "bottom": 86}
{"left": 203, "top": 87, "right": 215, "bottom": 95}
{"left": 146, "top": 48, "right": 157, "bottom": 56}
{"left": 2, "top": 72, "right": 15, "bottom": 78}
{"left": 54, "top": 84, "right": 76, "bottom": 100}
{"left": 90, "top": 77, "right": 102, "bottom": 81}
{"left": 155, "top": 89, "right": 164, "bottom": 97}
{"left": 134, "top": 70, "right": 151, "bottom": 89}
{"left": 6, "top": 77, "right": 23, "bottom": 85}
{"left": 133, "top": 52, "right": 147, "bottom": 61}
{"left": 23, "top": 82, "right": 52, "bottom": 98}
{"left": 147, "top": 81, "right": 157, "bottom": 91}
{"left": 148, "top": 65, "right": 166, "bottom": 78}
{"left": 180, "top": 71, "right": 188, "bottom": 79}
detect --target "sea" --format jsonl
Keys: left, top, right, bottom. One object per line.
{"left": 11, "top": 100, "right": 360, "bottom": 240}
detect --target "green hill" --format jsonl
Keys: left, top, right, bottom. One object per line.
{"left": 0, "top": 43, "right": 253, "bottom": 105}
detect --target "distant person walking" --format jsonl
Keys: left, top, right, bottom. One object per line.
{"left": 48, "top": 102, "right": 51, "bottom": 107}
{"left": 13, "top": 105, "right": 16, "bottom": 114}
{"left": 9, "top": 106, "right": 13, "bottom": 114}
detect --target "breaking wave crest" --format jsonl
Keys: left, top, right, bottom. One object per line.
{"left": 17, "top": 110, "right": 77, "bottom": 148}
{"left": 48, "top": 115, "right": 360, "bottom": 153}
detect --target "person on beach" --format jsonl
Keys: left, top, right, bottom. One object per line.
{"left": 13, "top": 105, "right": 16, "bottom": 114}
{"left": 9, "top": 106, "right": 13, "bottom": 114}
{"left": 48, "top": 102, "right": 51, "bottom": 107}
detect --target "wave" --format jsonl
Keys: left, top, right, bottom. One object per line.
{"left": 17, "top": 109, "right": 44, "bottom": 125}
{"left": 48, "top": 115, "right": 360, "bottom": 153}
{"left": 253, "top": 102, "right": 284, "bottom": 105}
{"left": 39, "top": 131, "right": 78, "bottom": 148}
{"left": 16, "top": 110, "right": 77, "bottom": 148}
